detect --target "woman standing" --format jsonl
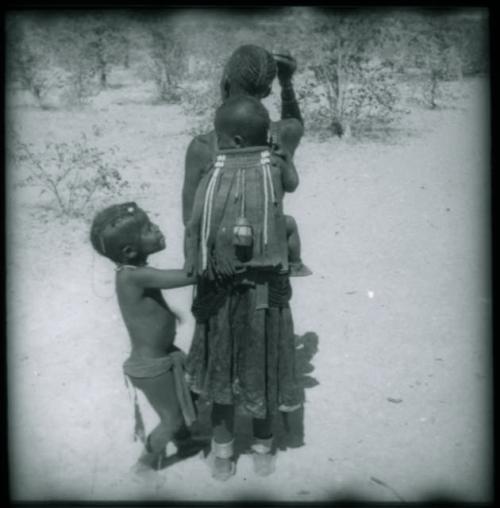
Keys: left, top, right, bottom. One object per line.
{"left": 182, "top": 45, "right": 305, "bottom": 480}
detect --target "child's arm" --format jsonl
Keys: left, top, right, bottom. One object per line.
{"left": 273, "top": 146, "right": 299, "bottom": 193}
{"left": 126, "top": 266, "right": 196, "bottom": 290}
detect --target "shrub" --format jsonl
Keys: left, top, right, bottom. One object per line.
{"left": 9, "top": 129, "right": 129, "bottom": 220}
{"left": 180, "top": 79, "right": 220, "bottom": 136}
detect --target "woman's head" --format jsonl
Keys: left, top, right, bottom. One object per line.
{"left": 220, "top": 45, "right": 277, "bottom": 101}
{"left": 90, "top": 202, "right": 165, "bottom": 265}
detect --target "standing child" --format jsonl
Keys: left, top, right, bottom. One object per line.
{"left": 90, "top": 202, "right": 202, "bottom": 472}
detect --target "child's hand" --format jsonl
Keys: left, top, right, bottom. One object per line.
{"left": 208, "top": 255, "right": 246, "bottom": 281}
{"left": 273, "top": 51, "right": 297, "bottom": 82}
{"left": 272, "top": 144, "right": 290, "bottom": 162}
{"left": 216, "top": 257, "right": 237, "bottom": 279}
{"left": 183, "top": 258, "right": 195, "bottom": 277}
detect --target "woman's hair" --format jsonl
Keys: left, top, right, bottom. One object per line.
{"left": 223, "top": 45, "right": 277, "bottom": 98}
{"left": 90, "top": 202, "right": 148, "bottom": 264}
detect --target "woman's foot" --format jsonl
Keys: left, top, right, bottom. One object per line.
{"left": 252, "top": 452, "right": 276, "bottom": 476}
{"left": 212, "top": 456, "right": 236, "bottom": 481}
{"left": 208, "top": 439, "right": 236, "bottom": 481}
{"left": 251, "top": 436, "right": 275, "bottom": 477}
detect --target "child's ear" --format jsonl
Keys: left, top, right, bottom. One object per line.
{"left": 233, "top": 135, "right": 244, "bottom": 147}
{"left": 122, "top": 245, "right": 138, "bottom": 260}
{"left": 261, "top": 86, "right": 272, "bottom": 99}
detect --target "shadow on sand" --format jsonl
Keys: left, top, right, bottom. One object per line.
{"left": 275, "top": 331, "right": 319, "bottom": 450}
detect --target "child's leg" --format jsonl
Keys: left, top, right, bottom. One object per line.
{"left": 251, "top": 414, "right": 275, "bottom": 476}
{"left": 285, "top": 215, "right": 312, "bottom": 276}
{"left": 130, "top": 371, "right": 184, "bottom": 466}
{"left": 210, "top": 403, "right": 236, "bottom": 480}
{"left": 285, "top": 214, "right": 301, "bottom": 264}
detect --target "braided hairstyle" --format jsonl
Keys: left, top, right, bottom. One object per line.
{"left": 90, "top": 202, "right": 148, "bottom": 264}
{"left": 223, "top": 45, "right": 277, "bottom": 99}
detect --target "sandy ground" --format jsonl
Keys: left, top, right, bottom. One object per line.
{"left": 6, "top": 77, "right": 492, "bottom": 502}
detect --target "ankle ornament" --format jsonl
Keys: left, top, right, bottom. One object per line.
{"left": 212, "top": 438, "right": 234, "bottom": 459}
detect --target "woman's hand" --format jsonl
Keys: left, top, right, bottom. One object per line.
{"left": 273, "top": 51, "right": 297, "bottom": 83}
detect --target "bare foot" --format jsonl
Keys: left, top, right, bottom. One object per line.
{"left": 289, "top": 262, "right": 313, "bottom": 277}
{"left": 207, "top": 454, "right": 236, "bottom": 481}
{"left": 252, "top": 451, "right": 276, "bottom": 477}
{"left": 131, "top": 457, "right": 161, "bottom": 477}
{"left": 213, "top": 456, "right": 235, "bottom": 481}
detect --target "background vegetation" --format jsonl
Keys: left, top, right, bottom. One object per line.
{"left": 5, "top": 7, "right": 489, "bottom": 218}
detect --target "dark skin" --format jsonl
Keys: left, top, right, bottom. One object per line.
{"left": 216, "top": 98, "right": 299, "bottom": 190}
{"left": 184, "top": 102, "right": 299, "bottom": 278}
{"left": 182, "top": 52, "right": 304, "bottom": 479}
{"left": 216, "top": 129, "right": 299, "bottom": 193}
{"left": 182, "top": 53, "right": 304, "bottom": 227}
{"left": 114, "top": 215, "right": 195, "bottom": 358}
{"left": 98, "top": 211, "right": 201, "bottom": 470}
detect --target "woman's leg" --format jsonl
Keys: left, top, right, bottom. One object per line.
{"left": 252, "top": 413, "right": 275, "bottom": 476}
{"left": 252, "top": 413, "right": 273, "bottom": 440}
{"left": 210, "top": 403, "right": 236, "bottom": 480}
{"left": 212, "top": 403, "right": 235, "bottom": 443}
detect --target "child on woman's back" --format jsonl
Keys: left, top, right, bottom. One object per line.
{"left": 90, "top": 202, "right": 203, "bottom": 472}
{"left": 185, "top": 94, "right": 311, "bottom": 279}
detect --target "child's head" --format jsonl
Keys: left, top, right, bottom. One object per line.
{"left": 214, "top": 95, "right": 270, "bottom": 149}
{"left": 90, "top": 202, "right": 165, "bottom": 265}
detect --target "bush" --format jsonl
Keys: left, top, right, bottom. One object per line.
{"left": 180, "top": 77, "right": 221, "bottom": 136}
{"left": 342, "top": 59, "right": 403, "bottom": 136}
{"left": 9, "top": 129, "right": 129, "bottom": 220}
{"left": 294, "top": 58, "right": 403, "bottom": 139}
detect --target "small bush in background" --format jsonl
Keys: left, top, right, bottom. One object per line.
{"left": 9, "top": 129, "right": 129, "bottom": 221}
{"left": 181, "top": 79, "right": 220, "bottom": 137}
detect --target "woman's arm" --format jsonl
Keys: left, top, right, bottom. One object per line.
{"left": 274, "top": 53, "right": 303, "bottom": 126}
{"left": 182, "top": 134, "right": 213, "bottom": 226}
{"left": 184, "top": 172, "right": 212, "bottom": 274}
{"left": 275, "top": 119, "right": 304, "bottom": 159}
{"left": 273, "top": 53, "right": 304, "bottom": 159}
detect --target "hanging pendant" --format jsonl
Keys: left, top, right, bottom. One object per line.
{"left": 233, "top": 216, "right": 253, "bottom": 247}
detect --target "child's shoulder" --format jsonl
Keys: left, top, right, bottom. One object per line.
{"left": 115, "top": 265, "right": 145, "bottom": 284}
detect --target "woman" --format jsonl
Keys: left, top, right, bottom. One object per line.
{"left": 182, "top": 45, "right": 305, "bottom": 480}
